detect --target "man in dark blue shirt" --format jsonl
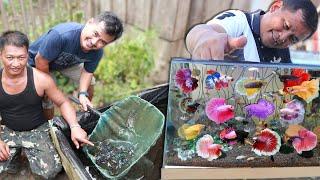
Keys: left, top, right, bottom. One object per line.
{"left": 28, "top": 11, "right": 123, "bottom": 118}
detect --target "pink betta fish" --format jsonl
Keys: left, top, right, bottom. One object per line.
{"left": 292, "top": 129, "right": 317, "bottom": 154}
{"left": 205, "top": 98, "right": 235, "bottom": 124}
{"left": 220, "top": 127, "right": 237, "bottom": 145}
{"left": 245, "top": 99, "right": 275, "bottom": 119}
{"left": 175, "top": 68, "right": 198, "bottom": 94}
{"left": 196, "top": 134, "right": 223, "bottom": 161}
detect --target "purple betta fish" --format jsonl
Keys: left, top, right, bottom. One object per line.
{"left": 245, "top": 99, "right": 275, "bottom": 119}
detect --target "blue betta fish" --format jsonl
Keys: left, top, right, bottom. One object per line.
{"left": 205, "top": 71, "right": 221, "bottom": 89}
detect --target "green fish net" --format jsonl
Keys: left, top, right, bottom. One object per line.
{"left": 83, "top": 96, "right": 164, "bottom": 179}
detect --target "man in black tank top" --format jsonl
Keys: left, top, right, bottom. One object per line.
{"left": 0, "top": 31, "right": 94, "bottom": 179}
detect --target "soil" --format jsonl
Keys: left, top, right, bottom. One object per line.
{"left": 165, "top": 143, "right": 320, "bottom": 168}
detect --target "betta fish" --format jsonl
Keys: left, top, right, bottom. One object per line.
{"left": 283, "top": 68, "right": 311, "bottom": 93}
{"left": 273, "top": 71, "right": 299, "bottom": 82}
{"left": 245, "top": 98, "right": 275, "bottom": 119}
{"left": 179, "top": 97, "right": 200, "bottom": 114}
{"left": 278, "top": 74, "right": 299, "bottom": 82}
{"left": 244, "top": 80, "right": 266, "bottom": 88}
{"left": 205, "top": 70, "right": 232, "bottom": 90}
{"left": 235, "top": 78, "right": 265, "bottom": 99}
{"left": 280, "top": 99, "right": 305, "bottom": 125}
{"left": 292, "top": 129, "right": 317, "bottom": 154}
{"left": 215, "top": 75, "right": 233, "bottom": 90}
{"left": 286, "top": 79, "right": 319, "bottom": 103}
{"left": 175, "top": 68, "right": 198, "bottom": 93}
{"left": 205, "top": 98, "right": 235, "bottom": 124}
{"left": 205, "top": 72, "right": 220, "bottom": 89}
{"left": 252, "top": 128, "right": 281, "bottom": 156}
{"left": 280, "top": 109, "right": 299, "bottom": 120}
{"left": 186, "top": 103, "right": 200, "bottom": 113}
{"left": 196, "top": 134, "right": 223, "bottom": 161}
{"left": 220, "top": 127, "right": 237, "bottom": 140}
{"left": 220, "top": 127, "right": 237, "bottom": 145}
{"left": 178, "top": 124, "right": 205, "bottom": 140}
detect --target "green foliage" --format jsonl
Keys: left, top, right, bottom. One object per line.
{"left": 93, "top": 29, "right": 157, "bottom": 105}
{"left": 54, "top": 72, "right": 77, "bottom": 94}
{"left": 0, "top": 0, "right": 85, "bottom": 41}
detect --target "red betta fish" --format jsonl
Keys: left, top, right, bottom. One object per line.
{"left": 175, "top": 68, "right": 198, "bottom": 93}
{"left": 283, "top": 68, "right": 311, "bottom": 93}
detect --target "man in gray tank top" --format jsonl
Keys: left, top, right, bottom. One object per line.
{"left": 0, "top": 31, "right": 94, "bottom": 179}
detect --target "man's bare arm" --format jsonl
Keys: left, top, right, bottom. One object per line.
{"left": 35, "top": 70, "right": 94, "bottom": 148}
{"left": 35, "top": 52, "right": 50, "bottom": 74}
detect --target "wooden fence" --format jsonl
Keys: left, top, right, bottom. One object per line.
{"left": 97, "top": 0, "right": 254, "bottom": 83}
{"left": 0, "top": 0, "right": 89, "bottom": 41}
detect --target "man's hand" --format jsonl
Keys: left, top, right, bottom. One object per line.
{"left": 192, "top": 33, "right": 247, "bottom": 60}
{"left": 186, "top": 24, "right": 247, "bottom": 60}
{"left": 0, "top": 140, "right": 10, "bottom": 161}
{"left": 79, "top": 95, "right": 93, "bottom": 111}
{"left": 70, "top": 126, "right": 94, "bottom": 149}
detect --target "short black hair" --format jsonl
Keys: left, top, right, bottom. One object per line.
{"left": 0, "top": 30, "right": 29, "bottom": 52}
{"left": 95, "top": 11, "right": 123, "bottom": 41}
{"left": 282, "top": 0, "right": 318, "bottom": 40}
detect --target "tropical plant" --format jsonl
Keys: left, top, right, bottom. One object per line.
{"left": 93, "top": 28, "right": 157, "bottom": 106}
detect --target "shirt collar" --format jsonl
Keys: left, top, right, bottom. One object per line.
{"left": 251, "top": 10, "right": 265, "bottom": 38}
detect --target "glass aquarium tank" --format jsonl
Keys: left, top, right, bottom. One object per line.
{"left": 163, "top": 58, "right": 320, "bottom": 173}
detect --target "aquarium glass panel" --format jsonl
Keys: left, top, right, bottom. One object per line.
{"left": 163, "top": 59, "right": 320, "bottom": 168}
